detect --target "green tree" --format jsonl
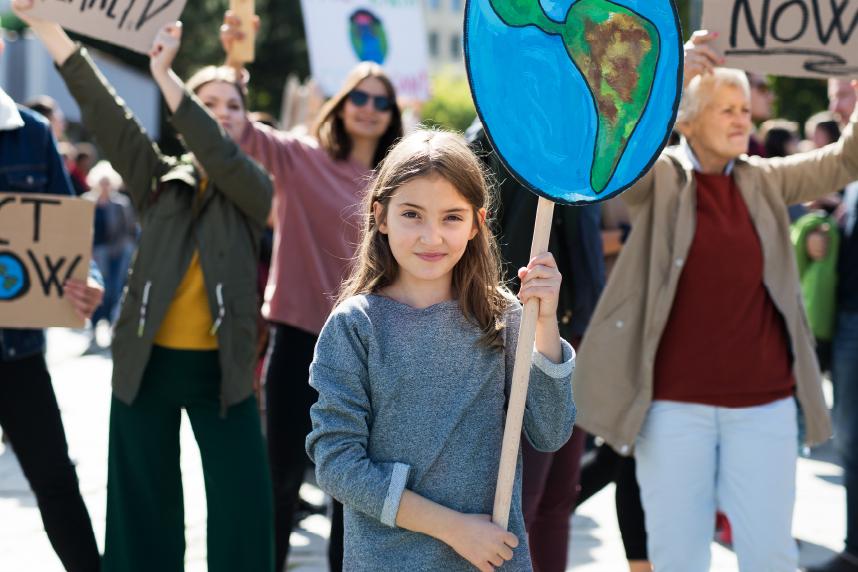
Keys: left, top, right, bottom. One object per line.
{"left": 421, "top": 73, "right": 476, "bottom": 133}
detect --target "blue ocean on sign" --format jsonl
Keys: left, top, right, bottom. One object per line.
{"left": 465, "top": 0, "right": 683, "bottom": 205}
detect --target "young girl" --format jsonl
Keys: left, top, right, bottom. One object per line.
{"left": 15, "top": 4, "right": 275, "bottom": 570}
{"left": 306, "top": 130, "right": 576, "bottom": 571}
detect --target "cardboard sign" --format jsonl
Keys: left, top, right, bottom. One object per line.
{"left": 300, "top": 0, "right": 430, "bottom": 100}
{"left": 27, "top": 0, "right": 187, "bottom": 55}
{"left": 0, "top": 193, "right": 94, "bottom": 328}
{"left": 465, "top": 0, "right": 683, "bottom": 204}
{"left": 702, "top": 0, "right": 858, "bottom": 79}
{"left": 229, "top": 0, "right": 256, "bottom": 63}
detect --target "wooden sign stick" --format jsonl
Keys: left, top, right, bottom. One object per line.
{"left": 492, "top": 195, "right": 556, "bottom": 529}
{"left": 229, "top": 0, "right": 256, "bottom": 64}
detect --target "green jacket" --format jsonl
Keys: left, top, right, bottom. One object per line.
{"left": 792, "top": 212, "right": 840, "bottom": 341}
{"left": 59, "top": 48, "right": 272, "bottom": 409}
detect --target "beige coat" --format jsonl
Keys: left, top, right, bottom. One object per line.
{"left": 575, "top": 111, "right": 858, "bottom": 454}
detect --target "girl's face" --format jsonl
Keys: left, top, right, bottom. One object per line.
{"left": 196, "top": 81, "right": 246, "bottom": 142}
{"left": 339, "top": 77, "right": 393, "bottom": 144}
{"left": 376, "top": 175, "right": 483, "bottom": 298}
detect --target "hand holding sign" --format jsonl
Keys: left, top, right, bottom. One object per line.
{"left": 684, "top": 30, "right": 726, "bottom": 86}
{"left": 517, "top": 254, "right": 562, "bottom": 321}
{"left": 149, "top": 21, "right": 182, "bottom": 76}
{"left": 13, "top": 0, "right": 185, "bottom": 54}
{"left": 64, "top": 277, "right": 104, "bottom": 321}
{"left": 12, "top": 0, "right": 82, "bottom": 66}
{"left": 220, "top": 10, "right": 260, "bottom": 70}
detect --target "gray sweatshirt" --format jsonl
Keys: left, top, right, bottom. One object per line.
{"left": 306, "top": 294, "right": 576, "bottom": 571}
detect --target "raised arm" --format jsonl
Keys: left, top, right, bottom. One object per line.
{"left": 13, "top": 0, "right": 169, "bottom": 213}
{"left": 221, "top": 10, "right": 300, "bottom": 188}
{"left": 149, "top": 23, "right": 271, "bottom": 226}
{"left": 768, "top": 93, "right": 858, "bottom": 205}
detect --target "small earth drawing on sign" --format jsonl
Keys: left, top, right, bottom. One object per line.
{"left": 349, "top": 9, "right": 388, "bottom": 64}
{"left": 0, "top": 252, "right": 29, "bottom": 301}
{"left": 466, "top": 0, "right": 682, "bottom": 204}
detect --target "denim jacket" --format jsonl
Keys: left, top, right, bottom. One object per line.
{"left": 0, "top": 105, "right": 83, "bottom": 361}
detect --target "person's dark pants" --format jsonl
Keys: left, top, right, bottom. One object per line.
{"left": 0, "top": 354, "right": 100, "bottom": 572}
{"left": 102, "top": 346, "right": 273, "bottom": 572}
{"left": 833, "top": 310, "right": 858, "bottom": 557}
{"left": 329, "top": 499, "right": 344, "bottom": 572}
{"left": 264, "top": 323, "right": 320, "bottom": 572}
{"left": 577, "top": 442, "right": 648, "bottom": 560}
{"left": 522, "top": 428, "right": 587, "bottom": 572}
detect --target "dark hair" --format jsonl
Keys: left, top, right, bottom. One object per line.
{"left": 185, "top": 66, "right": 248, "bottom": 111}
{"left": 311, "top": 62, "right": 403, "bottom": 168}
{"left": 25, "top": 95, "right": 58, "bottom": 121}
{"left": 815, "top": 120, "right": 841, "bottom": 146}
{"left": 764, "top": 127, "right": 797, "bottom": 158}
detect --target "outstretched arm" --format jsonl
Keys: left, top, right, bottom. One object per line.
{"left": 13, "top": 0, "right": 169, "bottom": 213}
{"left": 770, "top": 81, "right": 858, "bottom": 205}
{"left": 149, "top": 22, "right": 272, "bottom": 225}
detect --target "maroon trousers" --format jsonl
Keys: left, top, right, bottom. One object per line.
{"left": 522, "top": 428, "right": 587, "bottom": 572}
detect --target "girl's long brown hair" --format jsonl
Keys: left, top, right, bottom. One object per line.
{"left": 338, "top": 129, "right": 512, "bottom": 347}
{"left": 312, "top": 62, "right": 403, "bottom": 169}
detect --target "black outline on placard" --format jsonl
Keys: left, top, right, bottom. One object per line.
{"left": 0, "top": 251, "right": 31, "bottom": 302}
{"left": 726, "top": 48, "right": 858, "bottom": 76}
{"left": 463, "top": 0, "right": 684, "bottom": 206}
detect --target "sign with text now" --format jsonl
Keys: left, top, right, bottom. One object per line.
{"left": 28, "top": 0, "right": 187, "bottom": 54}
{"left": 703, "top": 0, "right": 858, "bottom": 79}
{"left": 0, "top": 193, "right": 94, "bottom": 328}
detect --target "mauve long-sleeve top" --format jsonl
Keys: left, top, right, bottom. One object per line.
{"left": 238, "top": 121, "right": 371, "bottom": 335}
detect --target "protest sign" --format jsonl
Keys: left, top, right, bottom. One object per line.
{"left": 0, "top": 193, "right": 94, "bottom": 328}
{"left": 228, "top": 0, "right": 255, "bottom": 63}
{"left": 465, "top": 0, "right": 683, "bottom": 527}
{"left": 300, "top": 0, "right": 430, "bottom": 100}
{"left": 27, "top": 0, "right": 187, "bottom": 54}
{"left": 702, "top": 0, "right": 858, "bottom": 79}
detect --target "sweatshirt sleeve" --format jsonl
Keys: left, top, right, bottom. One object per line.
{"left": 504, "top": 303, "right": 577, "bottom": 453}
{"left": 237, "top": 120, "right": 302, "bottom": 193}
{"left": 306, "top": 305, "right": 411, "bottom": 527}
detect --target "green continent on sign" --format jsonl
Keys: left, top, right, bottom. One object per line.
{"left": 488, "top": 0, "right": 659, "bottom": 193}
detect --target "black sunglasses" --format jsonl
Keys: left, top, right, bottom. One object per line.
{"left": 346, "top": 89, "right": 393, "bottom": 112}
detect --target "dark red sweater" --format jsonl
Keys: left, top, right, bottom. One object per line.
{"left": 653, "top": 171, "right": 794, "bottom": 407}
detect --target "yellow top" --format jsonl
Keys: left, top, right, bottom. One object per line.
{"left": 153, "top": 180, "right": 218, "bottom": 350}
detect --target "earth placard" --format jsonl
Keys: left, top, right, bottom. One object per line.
{"left": 465, "top": 0, "right": 684, "bottom": 205}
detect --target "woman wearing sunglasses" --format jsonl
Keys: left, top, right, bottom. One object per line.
{"left": 220, "top": 12, "right": 404, "bottom": 572}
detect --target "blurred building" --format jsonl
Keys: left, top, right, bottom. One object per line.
{"left": 0, "top": 28, "right": 161, "bottom": 139}
{"left": 423, "top": 0, "right": 465, "bottom": 76}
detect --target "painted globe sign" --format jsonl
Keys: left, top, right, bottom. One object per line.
{"left": 465, "top": 0, "right": 683, "bottom": 205}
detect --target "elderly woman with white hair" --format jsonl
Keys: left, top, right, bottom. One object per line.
{"left": 574, "top": 31, "right": 858, "bottom": 571}
{"left": 83, "top": 161, "right": 136, "bottom": 333}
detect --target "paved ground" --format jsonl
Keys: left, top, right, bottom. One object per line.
{"left": 0, "top": 328, "right": 847, "bottom": 571}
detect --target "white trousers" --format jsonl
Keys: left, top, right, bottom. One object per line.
{"left": 635, "top": 397, "right": 799, "bottom": 572}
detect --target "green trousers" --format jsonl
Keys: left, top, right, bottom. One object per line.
{"left": 103, "top": 346, "right": 274, "bottom": 572}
